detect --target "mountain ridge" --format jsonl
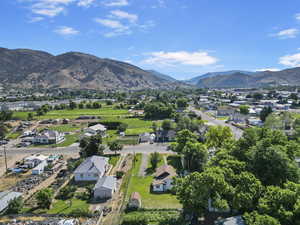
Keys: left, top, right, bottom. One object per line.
{"left": 0, "top": 47, "right": 185, "bottom": 90}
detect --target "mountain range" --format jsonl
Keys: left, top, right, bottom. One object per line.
{"left": 195, "top": 68, "right": 300, "bottom": 88}
{"left": 0, "top": 47, "right": 185, "bottom": 90}
{"left": 1, "top": 47, "right": 300, "bottom": 90}
{"left": 185, "top": 70, "right": 255, "bottom": 85}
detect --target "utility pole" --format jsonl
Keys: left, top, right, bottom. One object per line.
{"left": 3, "top": 145, "right": 7, "bottom": 172}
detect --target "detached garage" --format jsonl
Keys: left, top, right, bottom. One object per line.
{"left": 93, "top": 176, "right": 116, "bottom": 200}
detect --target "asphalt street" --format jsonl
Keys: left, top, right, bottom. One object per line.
{"left": 191, "top": 107, "right": 244, "bottom": 139}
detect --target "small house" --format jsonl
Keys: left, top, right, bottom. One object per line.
{"left": 84, "top": 124, "right": 107, "bottom": 137}
{"left": 93, "top": 176, "right": 116, "bottom": 199}
{"left": 214, "top": 216, "right": 245, "bottom": 225}
{"left": 128, "top": 192, "right": 142, "bottom": 209}
{"left": 74, "top": 156, "right": 109, "bottom": 182}
{"left": 32, "top": 160, "right": 48, "bottom": 175}
{"left": 152, "top": 165, "right": 177, "bottom": 192}
{"left": 155, "top": 130, "right": 176, "bottom": 142}
{"left": 139, "top": 133, "right": 155, "bottom": 143}
{"left": 24, "top": 154, "right": 48, "bottom": 168}
{"left": 33, "top": 130, "right": 65, "bottom": 144}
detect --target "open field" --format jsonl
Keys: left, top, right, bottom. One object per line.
{"left": 126, "top": 154, "right": 181, "bottom": 209}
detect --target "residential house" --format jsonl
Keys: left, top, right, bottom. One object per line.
{"left": 155, "top": 130, "right": 176, "bottom": 142}
{"left": 0, "top": 191, "right": 22, "bottom": 213}
{"left": 93, "top": 176, "right": 117, "bottom": 199}
{"left": 24, "top": 154, "right": 48, "bottom": 168}
{"left": 139, "top": 133, "right": 155, "bottom": 143}
{"left": 230, "top": 112, "right": 249, "bottom": 124}
{"left": 33, "top": 130, "right": 64, "bottom": 145}
{"left": 84, "top": 124, "right": 107, "bottom": 137}
{"left": 74, "top": 156, "right": 109, "bottom": 182}
{"left": 128, "top": 192, "right": 142, "bottom": 209}
{"left": 247, "top": 117, "right": 263, "bottom": 127}
{"left": 217, "top": 106, "right": 235, "bottom": 117}
{"left": 152, "top": 165, "right": 177, "bottom": 192}
{"left": 214, "top": 216, "right": 245, "bottom": 225}
{"left": 32, "top": 160, "right": 48, "bottom": 175}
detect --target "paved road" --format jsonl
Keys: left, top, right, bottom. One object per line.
{"left": 3, "top": 142, "right": 172, "bottom": 156}
{"left": 191, "top": 107, "right": 243, "bottom": 139}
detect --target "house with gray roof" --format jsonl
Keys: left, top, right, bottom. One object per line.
{"left": 74, "top": 156, "right": 109, "bottom": 182}
{"left": 0, "top": 191, "right": 22, "bottom": 213}
{"left": 93, "top": 176, "right": 116, "bottom": 199}
{"left": 215, "top": 216, "right": 245, "bottom": 225}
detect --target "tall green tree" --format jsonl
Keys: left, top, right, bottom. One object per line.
{"left": 36, "top": 188, "right": 54, "bottom": 209}
{"left": 6, "top": 197, "right": 23, "bottom": 214}
{"left": 205, "top": 126, "right": 233, "bottom": 149}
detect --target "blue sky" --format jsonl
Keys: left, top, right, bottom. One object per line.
{"left": 2, "top": 0, "right": 300, "bottom": 80}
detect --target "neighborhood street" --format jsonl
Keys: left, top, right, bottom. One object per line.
{"left": 2, "top": 142, "right": 172, "bottom": 156}
{"left": 191, "top": 107, "right": 244, "bottom": 139}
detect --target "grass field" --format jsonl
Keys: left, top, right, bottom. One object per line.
{"left": 127, "top": 154, "right": 181, "bottom": 209}
{"left": 47, "top": 198, "right": 89, "bottom": 215}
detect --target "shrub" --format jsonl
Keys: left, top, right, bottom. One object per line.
{"left": 116, "top": 171, "right": 125, "bottom": 179}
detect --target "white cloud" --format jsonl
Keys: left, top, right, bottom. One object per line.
{"left": 54, "top": 26, "right": 79, "bottom": 35}
{"left": 29, "top": 16, "right": 44, "bottom": 23}
{"left": 274, "top": 28, "right": 298, "bottom": 39}
{"left": 22, "top": 0, "right": 74, "bottom": 17}
{"left": 103, "top": 0, "right": 129, "bottom": 7}
{"left": 77, "top": 0, "right": 95, "bottom": 7}
{"left": 256, "top": 68, "right": 280, "bottom": 72}
{"left": 95, "top": 18, "right": 128, "bottom": 30}
{"left": 110, "top": 10, "right": 138, "bottom": 23}
{"left": 94, "top": 18, "right": 131, "bottom": 37}
{"left": 279, "top": 53, "right": 300, "bottom": 67}
{"left": 143, "top": 51, "right": 218, "bottom": 66}
{"left": 295, "top": 13, "right": 300, "bottom": 20}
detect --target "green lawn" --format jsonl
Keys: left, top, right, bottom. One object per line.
{"left": 47, "top": 198, "right": 89, "bottom": 215}
{"left": 51, "top": 124, "right": 85, "bottom": 132}
{"left": 126, "top": 128, "right": 153, "bottom": 136}
{"left": 7, "top": 131, "right": 22, "bottom": 139}
{"left": 109, "top": 155, "right": 121, "bottom": 167}
{"left": 13, "top": 108, "right": 129, "bottom": 120}
{"left": 127, "top": 153, "right": 181, "bottom": 209}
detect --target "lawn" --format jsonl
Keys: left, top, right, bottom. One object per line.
{"left": 51, "top": 124, "right": 85, "bottom": 132}
{"left": 47, "top": 198, "right": 89, "bottom": 215}
{"left": 13, "top": 107, "right": 129, "bottom": 120}
{"left": 125, "top": 128, "right": 153, "bottom": 136}
{"left": 7, "top": 131, "right": 22, "bottom": 139}
{"left": 108, "top": 155, "right": 121, "bottom": 167}
{"left": 127, "top": 153, "right": 181, "bottom": 209}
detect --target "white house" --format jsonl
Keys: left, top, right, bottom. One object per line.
{"left": 33, "top": 130, "right": 64, "bottom": 144}
{"left": 32, "top": 160, "right": 48, "bottom": 175}
{"left": 152, "top": 165, "right": 177, "bottom": 192}
{"left": 74, "top": 156, "right": 109, "bottom": 182}
{"left": 139, "top": 133, "right": 155, "bottom": 143}
{"left": 93, "top": 176, "right": 116, "bottom": 199}
{"left": 84, "top": 124, "right": 107, "bottom": 137}
{"left": 24, "top": 154, "right": 48, "bottom": 168}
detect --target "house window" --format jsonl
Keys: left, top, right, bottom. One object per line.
{"left": 156, "top": 185, "right": 160, "bottom": 189}
{"left": 80, "top": 174, "right": 84, "bottom": 178}
{"left": 94, "top": 173, "right": 98, "bottom": 177}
